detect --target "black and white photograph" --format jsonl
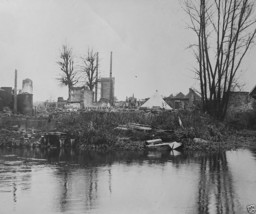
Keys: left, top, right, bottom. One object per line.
{"left": 0, "top": 0, "right": 256, "bottom": 213}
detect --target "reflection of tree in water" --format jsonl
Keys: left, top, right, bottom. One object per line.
{"left": 108, "top": 168, "right": 112, "bottom": 193}
{"left": 54, "top": 149, "right": 77, "bottom": 213}
{"left": 57, "top": 168, "right": 101, "bottom": 212}
{"left": 85, "top": 168, "right": 98, "bottom": 209}
{"left": 59, "top": 170, "right": 69, "bottom": 212}
{"left": 0, "top": 149, "right": 33, "bottom": 205}
{"left": 197, "top": 152, "right": 236, "bottom": 214}
{"left": 85, "top": 167, "right": 113, "bottom": 210}
{"left": 55, "top": 152, "right": 101, "bottom": 212}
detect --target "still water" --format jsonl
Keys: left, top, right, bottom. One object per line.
{"left": 0, "top": 147, "right": 256, "bottom": 214}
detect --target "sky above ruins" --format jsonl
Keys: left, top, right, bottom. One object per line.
{"left": 0, "top": 0, "right": 256, "bottom": 101}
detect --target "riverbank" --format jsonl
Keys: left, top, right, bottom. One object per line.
{"left": 0, "top": 110, "right": 256, "bottom": 151}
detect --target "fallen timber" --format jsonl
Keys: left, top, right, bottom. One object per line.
{"left": 115, "top": 123, "right": 152, "bottom": 132}
{"left": 115, "top": 123, "right": 182, "bottom": 151}
{"left": 146, "top": 139, "right": 162, "bottom": 144}
{"left": 146, "top": 141, "right": 183, "bottom": 151}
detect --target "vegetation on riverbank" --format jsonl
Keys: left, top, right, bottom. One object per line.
{"left": 53, "top": 109, "right": 256, "bottom": 151}
{"left": 1, "top": 109, "right": 256, "bottom": 151}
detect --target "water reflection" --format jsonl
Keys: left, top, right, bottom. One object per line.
{"left": 197, "top": 152, "right": 236, "bottom": 214}
{"left": 0, "top": 147, "right": 255, "bottom": 214}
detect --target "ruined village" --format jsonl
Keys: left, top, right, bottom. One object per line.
{"left": 0, "top": 52, "right": 256, "bottom": 152}
{"left": 1, "top": 1, "right": 256, "bottom": 214}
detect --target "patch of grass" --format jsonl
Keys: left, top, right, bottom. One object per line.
{"left": 53, "top": 110, "right": 228, "bottom": 151}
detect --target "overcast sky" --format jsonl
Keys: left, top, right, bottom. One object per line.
{"left": 0, "top": 0, "right": 255, "bottom": 101}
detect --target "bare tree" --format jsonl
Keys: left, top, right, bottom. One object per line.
{"left": 184, "top": 0, "right": 256, "bottom": 119}
{"left": 57, "top": 45, "right": 78, "bottom": 101}
{"left": 80, "top": 49, "right": 98, "bottom": 92}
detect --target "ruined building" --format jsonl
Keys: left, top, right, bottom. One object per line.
{"left": 0, "top": 87, "right": 13, "bottom": 111}
{"left": 0, "top": 77, "right": 33, "bottom": 115}
{"left": 98, "top": 52, "right": 115, "bottom": 106}
{"left": 17, "top": 79, "right": 33, "bottom": 115}
{"left": 226, "top": 91, "right": 253, "bottom": 114}
{"left": 165, "top": 88, "right": 201, "bottom": 110}
{"left": 68, "top": 86, "right": 94, "bottom": 109}
{"left": 99, "top": 77, "right": 115, "bottom": 104}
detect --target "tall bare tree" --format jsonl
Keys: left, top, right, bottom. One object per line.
{"left": 57, "top": 45, "right": 78, "bottom": 101}
{"left": 80, "top": 49, "right": 98, "bottom": 91}
{"left": 184, "top": 0, "right": 256, "bottom": 119}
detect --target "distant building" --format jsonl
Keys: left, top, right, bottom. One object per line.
{"left": 99, "top": 77, "right": 115, "bottom": 105}
{"left": 165, "top": 88, "right": 201, "bottom": 109}
{"left": 17, "top": 93, "right": 33, "bottom": 115}
{"left": 1, "top": 87, "right": 12, "bottom": 94}
{"left": 44, "top": 100, "right": 57, "bottom": 113}
{"left": 0, "top": 79, "right": 34, "bottom": 115}
{"left": 226, "top": 91, "right": 253, "bottom": 114}
{"left": 249, "top": 85, "right": 256, "bottom": 99}
{"left": 123, "top": 95, "right": 145, "bottom": 109}
{"left": 56, "top": 97, "right": 66, "bottom": 109}
{"left": 186, "top": 88, "right": 201, "bottom": 107}
{"left": 22, "top": 79, "right": 33, "bottom": 94}
{"left": 57, "top": 97, "right": 65, "bottom": 102}
{"left": 69, "top": 86, "right": 94, "bottom": 108}
{"left": 228, "top": 91, "right": 251, "bottom": 107}
{"left": 125, "top": 95, "right": 137, "bottom": 108}
{"left": 17, "top": 78, "right": 33, "bottom": 115}
{"left": 115, "top": 100, "right": 126, "bottom": 108}
{"left": 0, "top": 87, "right": 13, "bottom": 111}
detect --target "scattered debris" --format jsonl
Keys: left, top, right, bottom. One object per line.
{"left": 146, "top": 139, "right": 162, "bottom": 144}
{"left": 193, "top": 138, "right": 209, "bottom": 144}
{"left": 146, "top": 141, "right": 183, "bottom": 151}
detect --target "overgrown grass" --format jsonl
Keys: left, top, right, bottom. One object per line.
{"left": 54, "top": 110, "right": 227, "bottom": 151}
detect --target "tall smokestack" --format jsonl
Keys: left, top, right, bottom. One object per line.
{"left": 109, "top": 52, "right": 113, "bottom": 105}
{"left": 14, "top": 69, "right": 17, "bottom": 114}
{"left": 95, "top": 52, "right": 99, "bottom": 102}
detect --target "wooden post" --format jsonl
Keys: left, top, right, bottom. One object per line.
{"left": 14, "top": 69, "right": 17, "bottom": 114}
{"left": 110, "top": 52, "right": 113, "bottom": 106}
{"left": 95, "top": 52, "right": 99, "bottom": 102}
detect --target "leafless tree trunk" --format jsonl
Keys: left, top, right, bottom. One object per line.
{"left": 184, "top": 0, "right": 256, "bottom": 120}
{"left": 57, "top": 45, "right": 78, "bottom": 101}
{"left": 80, "top": 49, "right": 98, "bottom": 92}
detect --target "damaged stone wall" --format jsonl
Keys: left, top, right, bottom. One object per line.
{"left": 227, "top": 92, "right": 253, "bottom": 116}
{"left": 83, "top": 89, "right": 93, "bottom": 107}
{"left": 70, "top": 87, "right": 94, "bottom": 108}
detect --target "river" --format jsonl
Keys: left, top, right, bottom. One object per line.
{"left": 0, "top": 147, "right": 256, "bottom": 214}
